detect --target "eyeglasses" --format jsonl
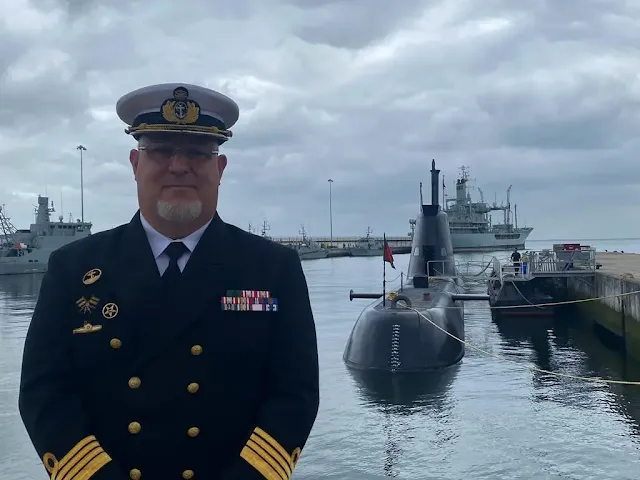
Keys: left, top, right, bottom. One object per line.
{"left": 138, "top": 145, "right": 219, "bottom": 162}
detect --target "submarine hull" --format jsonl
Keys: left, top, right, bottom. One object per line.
{"left": 344, "top": 159, "right": 487, "bottom": 374}
{"left": 343, "top": 282, "right": 465, "bottom": 372}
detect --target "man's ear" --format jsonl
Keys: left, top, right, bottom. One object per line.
{"left": 217, "top": 154, "right": 228, "bottom": 181}
{"left": 130, "top": 149, "right": 139, "bottom": 180}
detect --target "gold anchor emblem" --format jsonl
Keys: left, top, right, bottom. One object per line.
{"left": 83, "top": 269, "right": 102, "bottom": 285}
{"left": 73, "top": 322, "right": 103, "bottom": 334}
{"left": 102, "top": 302, "right": 119, "bottom": 319}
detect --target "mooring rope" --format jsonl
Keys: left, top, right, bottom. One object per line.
{"left": 399, "top": 303, "right": 640, "bottom": 386}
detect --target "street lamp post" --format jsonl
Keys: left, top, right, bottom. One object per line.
{"left": 328, "top": 178, "right": 333, "bottom": 247}
{"left": 76, "top": 145, "right": 86, "bottom": 223}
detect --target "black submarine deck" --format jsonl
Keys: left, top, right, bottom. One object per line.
{"left": 373, "top": 278, "right": 466, "bottom": 312}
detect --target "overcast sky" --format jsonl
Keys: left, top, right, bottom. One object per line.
{"left": 1, "top": 0, "right": 640, "bottom": 241}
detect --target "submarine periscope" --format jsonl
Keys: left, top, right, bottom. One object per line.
{"left": 343, "top": 159, "right": 489, "bottom": 372}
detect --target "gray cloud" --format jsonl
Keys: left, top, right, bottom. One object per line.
{"left": 1, "top": 0, "right": 640, "bottom": 240}
{"left": 291, "top": 0, "right": 427, "bottom": 49}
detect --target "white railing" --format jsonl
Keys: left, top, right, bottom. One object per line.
{"left": 422, "top": 258, "right": 497, "bottom": 281}
{"left": 492, "top": 249, "right": 597, "bottom": 282}
{"left": 425, "top": 259, "right": 458, "bottom": 279}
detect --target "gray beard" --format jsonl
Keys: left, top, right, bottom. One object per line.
{"left": 156, "top": 200, "right": 202, "bottom": 223}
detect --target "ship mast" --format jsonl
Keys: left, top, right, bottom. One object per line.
{"left": 260, "top": 220, "right": 270, "bottom": 238}
{"left": 0, "top": 205, "right": 18, "bottom": 246}
{"left": 76, "top": 145, "right": 87, "bottom": 224}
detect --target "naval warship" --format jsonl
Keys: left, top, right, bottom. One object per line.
{"left": 254, "top": 221, "right": 328, "bottom": 260}
{"left": 289, "top": 226, "right": 328, "bottom": 260}
{"left": 348, "top": 227, "right": 384, "bottom": 257}
{"left": 431, "top": 166, "right": 533, "bottom": 252}
{"left": 0, "top": 195, "right": 92, "bottom": 275}
{"left": 344, "top": 160, "right": 488, "bottom": 373}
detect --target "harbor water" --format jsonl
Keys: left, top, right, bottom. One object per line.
{"left": 1, "top": 242, "right": 640, "bottom": 479}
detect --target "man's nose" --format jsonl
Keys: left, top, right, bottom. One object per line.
{"left": 167, "top": 154, "right": 190, "bottom": 173}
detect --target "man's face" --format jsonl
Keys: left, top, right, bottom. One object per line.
{"left": 129, "top": 133, "right": 227, "bottom": 224}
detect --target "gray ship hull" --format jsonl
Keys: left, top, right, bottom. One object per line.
{"left": 349, "top": 247, "right": 382, "bottom": 257}
{"left": 443, "top": 166, "right": 533, "bottom": 253}
{"left": 0, "top": 248, "right": 56, "bottom": 275}
{"left": 288, "top": 243, "right": 328, "bottom": 260}
{"left": 298, "top": 249, "right": 328, "bottom": 260}
{"left": 0, "top": 195, "right": 92, "bottom": 275}
{"left": 452, "top": 228, "right": 532, "bottom": 252}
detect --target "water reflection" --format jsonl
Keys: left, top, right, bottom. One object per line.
{"left": 492, "top": 313, "right": 553, "bottom": 370}
{"left": 0, "top": 275, "right": 42, "bottom": 343}
{"left": 0, "top": 274, "right": 43, "bottom": 480}
{"left": 348, "top": 366, "right": 459, "bottom": 408}
{"left": 492, "top": 307, "right": 640, "bottom": 437}
{"left": 0, "top": 274, "right": 43, "bottom": 301}
{"left": 555, "top": 309, "right": 640, "bottom": 435}
{"left": 347, "top": 367, "right": 459, "bottom": 478}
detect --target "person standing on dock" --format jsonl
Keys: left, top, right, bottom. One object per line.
{"left": 18, "top": 83, "right": 320, "bottom": 480}
{"left": 511, "top": 247, "right": 522, "bottom": 275}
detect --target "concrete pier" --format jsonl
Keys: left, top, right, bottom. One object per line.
{"left": 272, "top": 236, "right": 412, "bottom": 250}
{"left": 567, "top": 253, "right": 640, "bottom": 360}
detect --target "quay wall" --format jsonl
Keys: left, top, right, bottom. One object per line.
{"left": 273, "top": 236, "right": 412, "bottom": 248}
{"left": 567, "top": 253, "right": 640, "bottom": 360}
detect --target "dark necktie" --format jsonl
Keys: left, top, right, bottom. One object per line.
{"left": 162, "top": 241, "right": 189, "bottom": 285}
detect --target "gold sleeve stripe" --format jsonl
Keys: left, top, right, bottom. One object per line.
{"left": 57, "top": 441, "right": 101, "bottom": 480}
{"left": 70, "top": 452, "right": 112, "bottom": 480}
{"left": 247, "top": 439, "right": 289, "bottom": 480}
{"left": 52, "top": 436, "right": 95, "bottom": 473}
{"left": 240, "top": 446, "right": 286, "bottom": 480}
{"left": 249, "top": 434, "right": 292, "bottom": 477}
{"left": 253, "top": 427, "right": 293, "bottom": 470}
{"left": 45, "top": 436, "right": 112, "bottom": 480}
{"left": 60, "top": 445, "right": 104, "bottom": 480}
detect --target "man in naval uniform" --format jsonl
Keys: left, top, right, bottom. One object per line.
{"left": 18, "top": 83, "right": 320, "bottom": 479}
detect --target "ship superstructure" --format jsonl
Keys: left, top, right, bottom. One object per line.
{"left": 0, "top": 195, "right": 92, "bottom": 274}
{"left": 443, "top": 166, "right": 532, "bottom": 252}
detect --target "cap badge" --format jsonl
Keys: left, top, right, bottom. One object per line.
{"left": 161, "top": 86, "right": 200, "bottom": 125}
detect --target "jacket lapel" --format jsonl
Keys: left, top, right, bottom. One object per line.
{"left": 112, "top": 212, "right": 165, "bottom": 342}
{"left": 132, "top": 213, "right": 233, "bottom": 370}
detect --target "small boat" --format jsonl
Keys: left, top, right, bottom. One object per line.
{"left": 289, "top": 226, "right": 328, "bottom": 260}
{"left": 349, "top": 227, "right": 383, "bottom": 257}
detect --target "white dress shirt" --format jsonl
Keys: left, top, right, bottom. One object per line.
{"left": 140, "top": 213, "right": 211, "bottom": 275}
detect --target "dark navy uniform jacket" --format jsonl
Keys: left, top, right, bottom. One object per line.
{"left": 18, "top": 212, "right": 320, "bottom": 480}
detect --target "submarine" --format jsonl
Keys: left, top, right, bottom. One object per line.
{"left": 344, "top": 159, "right": 489, "bottom": 372}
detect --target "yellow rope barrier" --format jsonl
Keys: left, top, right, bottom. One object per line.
{"left": 400, "top": 304, "right": 640, "bottom": 385}
{"left": 489, "top": 288, "right": 640, "bottom": 309}
{"left": 391, "top": 280, "right": 640, "bottom": 310}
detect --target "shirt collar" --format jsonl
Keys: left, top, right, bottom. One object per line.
{"left": 140, "top": 213, "right": 211, "bottom": 259}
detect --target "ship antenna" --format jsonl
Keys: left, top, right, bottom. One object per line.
{"left": 76, "top": 145, "right": 87, "bottom": 223}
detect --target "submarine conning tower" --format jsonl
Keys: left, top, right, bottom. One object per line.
{"left": 407, "top": 159, "right": 456, "bottom": 285}
{"left": 344, "top": 159, "right": 489, "bottom": 373}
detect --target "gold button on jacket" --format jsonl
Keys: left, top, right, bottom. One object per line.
{"left": 128, "top": 377, "right": 141, "bottom": 389}
{"left": 187, "top": 382, "right": 199, "bottom": 394}
{"left": 187, "top": 427, "right": 200, "bottom": 437}
{"left": 110, "top": 338, "right": 122, "bottom": 349}
{"left": 129, "top": 468, "right": 142, "bottom": 479}
{"left": 190, "top": 345, "right": 203, "bottom": 355}
{"left": 182, "top": 470, "right": 194, "bottom": 479}
{"left": 128, "top": 421, "right": 141, "bottom": 434}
